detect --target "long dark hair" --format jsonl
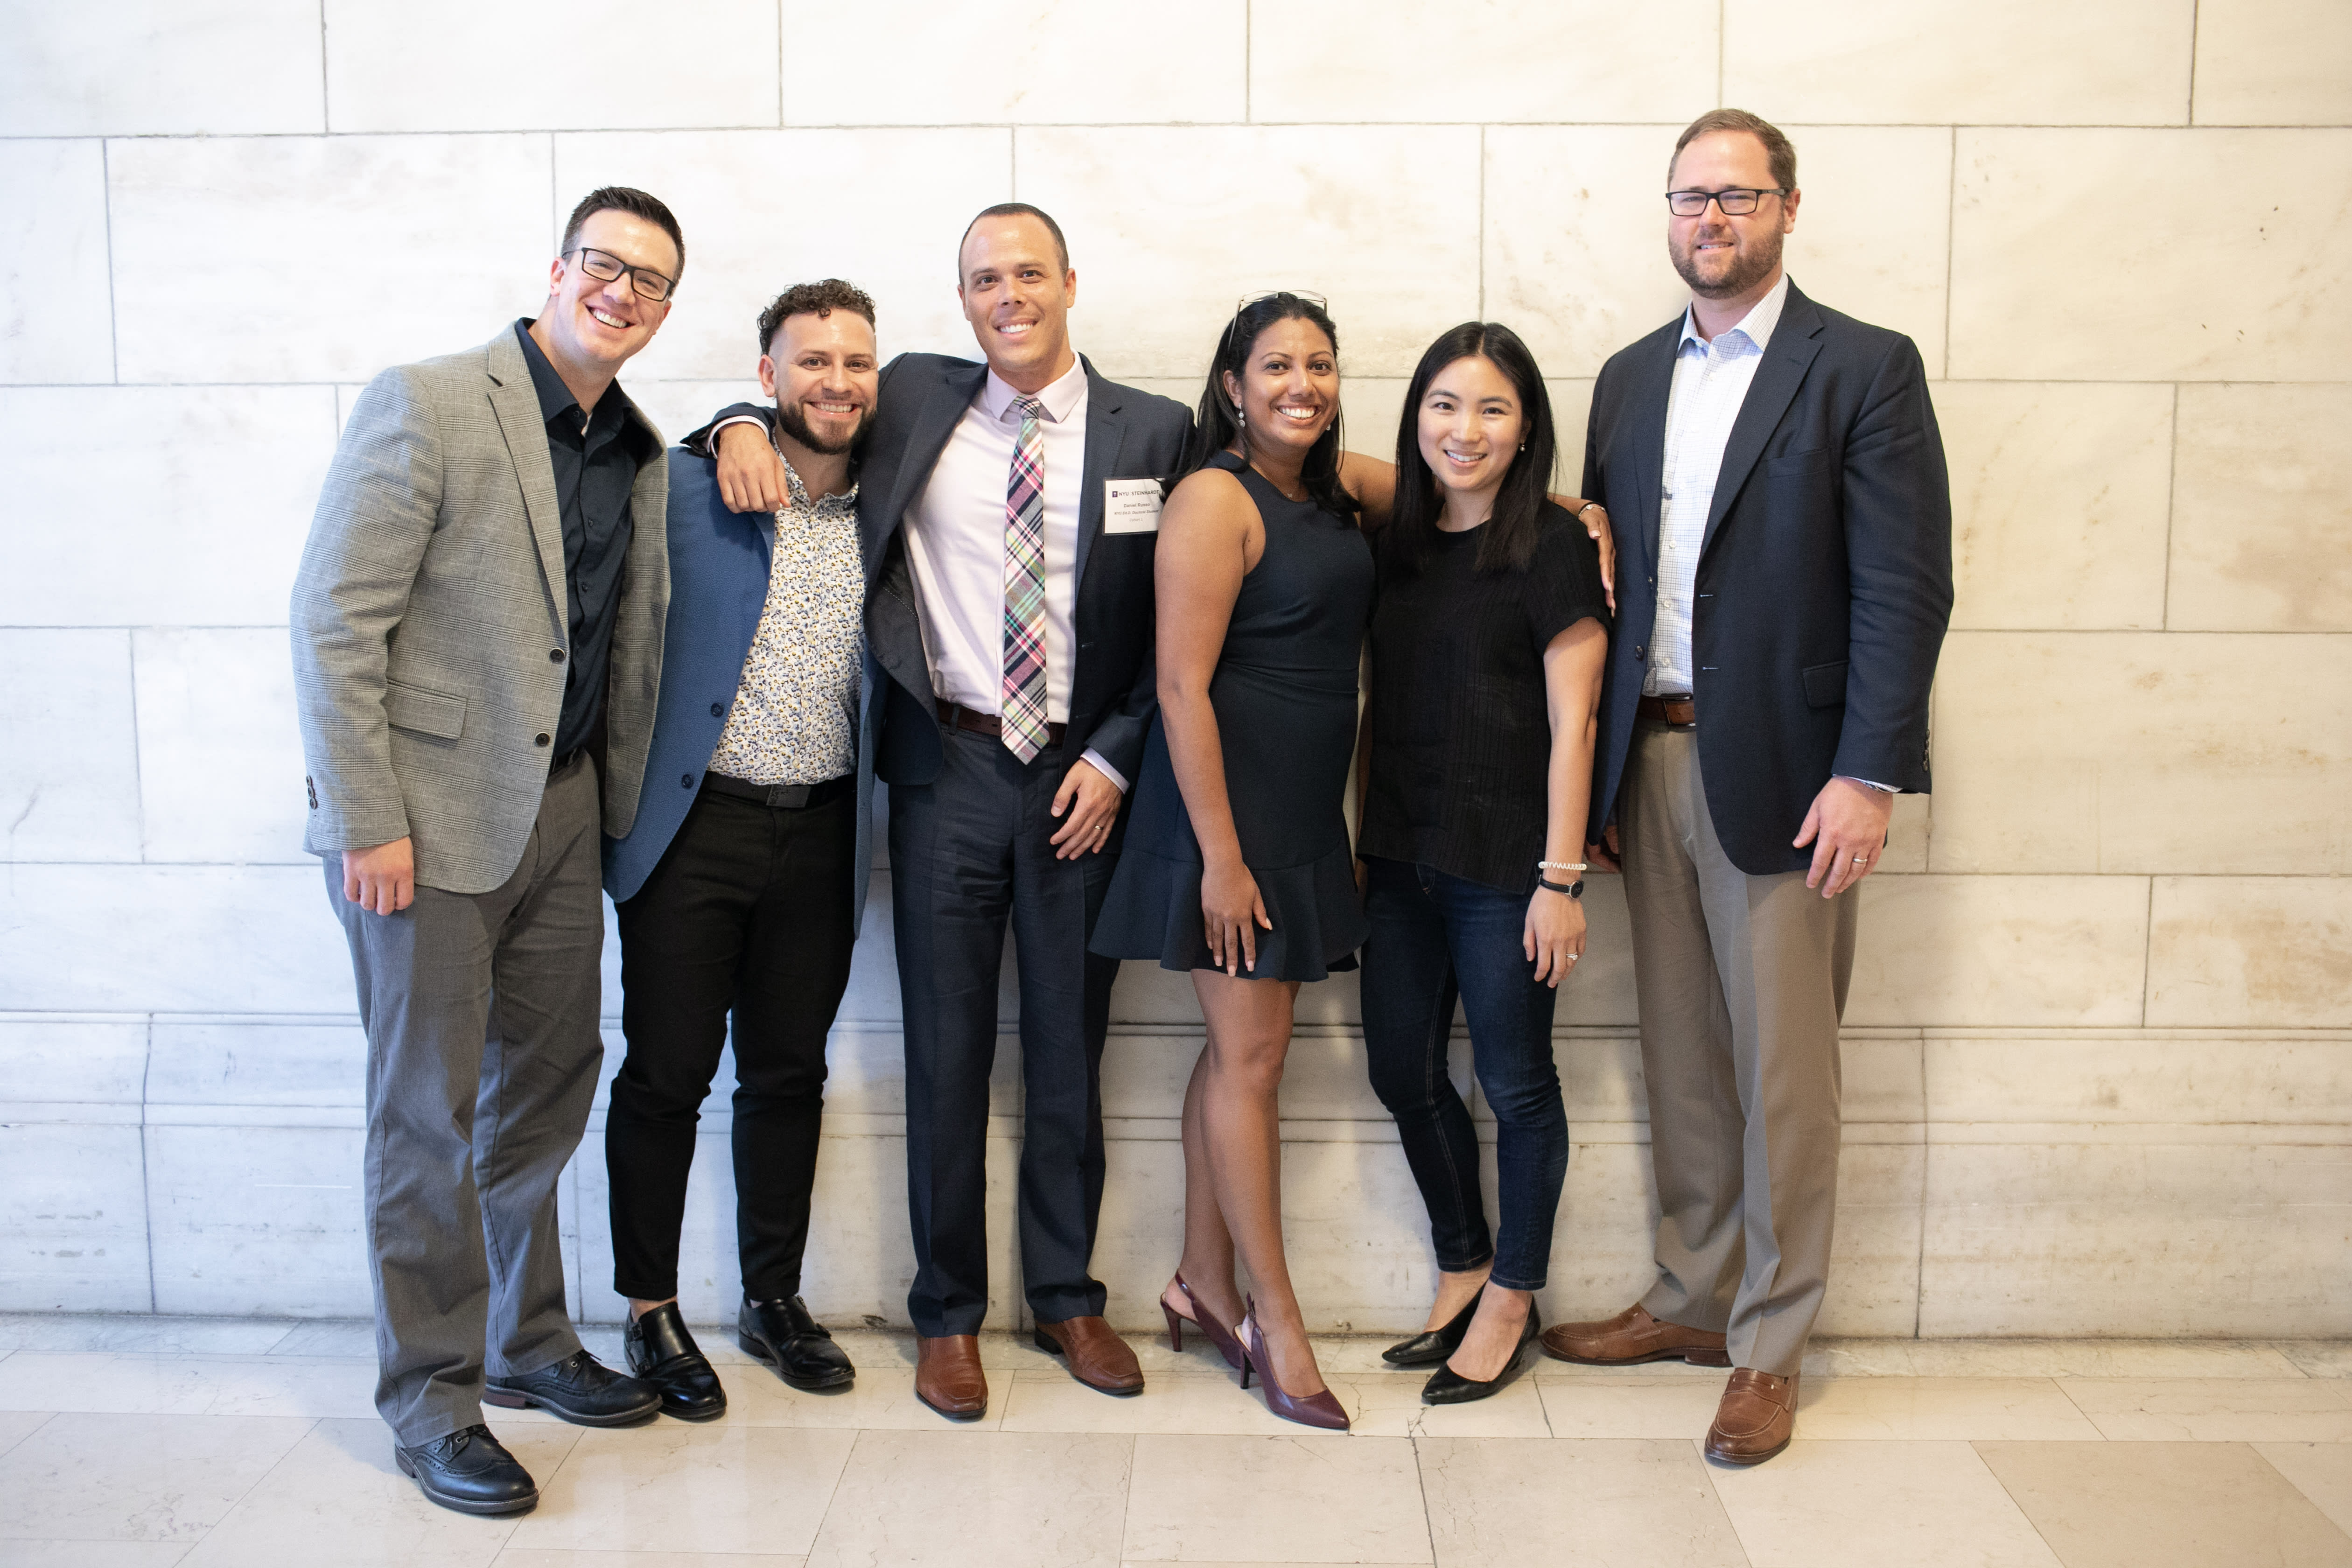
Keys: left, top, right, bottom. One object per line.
{"left": 1183, "top": 292, "right": 1359, "bottom": 519}
{"left": 1386, "top": 322, "right": 1557, "bottom": 574}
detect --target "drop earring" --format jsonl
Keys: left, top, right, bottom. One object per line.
{"left": 1234, "top": 403, "right": 1246, "bottom": 427}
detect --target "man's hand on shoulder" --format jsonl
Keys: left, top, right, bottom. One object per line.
{"left": 716, "top": 422, "right": 790, "bottom": 514}
{"left": 342, "top": 836, "right": 416, "bottom": 915}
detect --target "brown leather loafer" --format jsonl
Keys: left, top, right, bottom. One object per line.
{"left": 1539, "top": 1303, "right": 1730, "bottom": 1368}
{"left": 914, "top": 1334, "right": 988, "bottom": 1420}
{"left": 1704, "top": 1368, "right": 1799, "bottom": 1465}
{"left": 1033, "top": 1315, "right": 1144, "bottom": 1396}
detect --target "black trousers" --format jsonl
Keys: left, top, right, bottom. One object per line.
{"left": 889, "top": 728, "right": 1119, "bottom": 1337}
{"left": 607, "top": 779, "right": 857, "bottom": 1303}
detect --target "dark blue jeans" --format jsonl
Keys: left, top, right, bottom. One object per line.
{"left": 1359, "top": 857, "right": 1569, "bottom": 1292}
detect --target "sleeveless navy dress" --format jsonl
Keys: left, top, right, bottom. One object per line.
{"left": 1090, "top": 452, "right": 1375, "bottom": 982}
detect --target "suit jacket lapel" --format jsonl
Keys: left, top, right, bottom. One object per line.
{"left": 1701, "top": 286, "right": 1825, "bottom": 556}
{"left": 1626, "top": 324, "right": 1678, "bottom": 581}
{"left": 1073, "top": 355, "right": 1126, "bottom": 593}
{"left": 867, "top": 357, "right": 987, "bottom": 581}
{"left": 483, "top": 329, "right": 569, "bottom": 633}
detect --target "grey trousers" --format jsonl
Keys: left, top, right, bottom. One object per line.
{"left": 329, "top": 752, "right": 603, "bottom": 1444}
{"left": 1619, "top": 720, "right": 1857, "bottom": 1377}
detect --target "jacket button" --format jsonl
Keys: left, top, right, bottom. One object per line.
{"left": 1634, "top": 644, "right": 1645, "bottom": 658}
{"left": 549, "top": 648, "right": 566, "bottom": 663}
{"left": 710, "top": 702, "right": 724, "bottom": 718}
{"left": 534, "top": 733, "right": 551, "bottom": 746}
{"left": 681, "top": 773, "right": 694, "bottom": 788}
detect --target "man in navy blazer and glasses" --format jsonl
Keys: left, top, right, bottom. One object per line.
{"left": 602, "top": 280, "right": 883, "bottom": 1420}
{"left": 692, "top": 204, "right": 1193, "bottom": 1420}
{"left": 1542, "top": 110, "right": 1953, "bottom": 1466}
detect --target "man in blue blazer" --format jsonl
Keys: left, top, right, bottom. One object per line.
{"left": 1541, "top": 112, "right": 1953, "bottom": 1465}
{"left": 695, "top": 204, "right": 1193, "bottom": 1419}
{"left": 601, "top": 280, "right": 886, "bottom": 1420}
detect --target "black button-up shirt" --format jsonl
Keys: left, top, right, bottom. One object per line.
{"left": 514, "top": 320, "right": 655, "bottom": 759}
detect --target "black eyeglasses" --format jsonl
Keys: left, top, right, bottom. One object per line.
{"left": 566, "top": 246, "right": 677, "bottom": 303}
{"left": 1665, "top": 187, "right": 1788, "bottom": 217}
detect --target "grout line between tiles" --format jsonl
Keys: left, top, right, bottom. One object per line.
{"left": 2186, "top": 0, "right": 2201, "bottom": 126}
{"left": 139, "top": 1014, "right": 157, "bottom": 1314}
{"left": 1942, "top": 125, "right": 1957, "bottom": 379}
{"left": 316, "top": 0, "right": 330, "bottom": 132}
{"left": 98, "top": 139, "right": 120, "bottom": 384}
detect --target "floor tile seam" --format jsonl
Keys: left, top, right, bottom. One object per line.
{"left": 1967, "top": 1436, "right": 2072, "bottom": 1568}
{"left": 0, "top": 1408, "right": 55, "bottom": 1460}
{"left": 798, "top": 1422, "right": 874, "bottom": 1560}
{"left": 2229, "top": 1438, "right": 2352, "bottom": 1542}
{"left": 1684, "top": 1435, "right": 1760, "bottom": 1568}
{"left": 174, "top": 1411, "right": 325, "bottom": 1557}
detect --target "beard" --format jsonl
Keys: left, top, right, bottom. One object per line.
{"left": 774, "top": 399, "right": 864, "bottom": 457}
{"left": 1670, "top": 225, "right": 1783, "bottom": 301}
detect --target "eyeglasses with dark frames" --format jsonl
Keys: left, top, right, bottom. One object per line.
{"left": 1665, "top": 187, "right": 1788, "bottom": 217}
{"left": 565, "top": 246, "right": 677, "bottom": 303}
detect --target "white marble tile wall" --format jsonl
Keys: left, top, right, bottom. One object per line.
{"left": 0, "top": 0, "right": 2344, "bottom": 1334}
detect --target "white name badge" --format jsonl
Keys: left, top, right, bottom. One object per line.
{"left": 1103, "top": 478, "right": 1165, "bottom": 534}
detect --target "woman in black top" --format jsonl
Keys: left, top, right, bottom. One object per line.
{"left": 1092, "top": 294, "right": 1395, "bottom": 1431}
{"left": 1357, "top": 322, "right": 1610, "bottom": 1405}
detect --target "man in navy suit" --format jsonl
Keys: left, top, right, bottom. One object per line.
{"left": 696, "top": 204, "right": 1193, "bottom": 1418}
{"left": 602, "top": 280, "right": 885, "bottom": 1420}
{"left": 1540, "top": 112, "right": 1952, "bottom": 1465}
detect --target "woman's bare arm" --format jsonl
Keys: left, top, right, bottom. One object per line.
{"left": 1526, "top": 617, "right": 1608, "bottom": 986}
{"left": 1155, "top": 468, "right": 1271, "bottom": 975}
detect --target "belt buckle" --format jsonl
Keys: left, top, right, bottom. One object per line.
{"left": 764, "top": 783, "right": 812, "bottom": 808}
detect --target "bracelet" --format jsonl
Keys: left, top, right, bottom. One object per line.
{"left": 1538, "top": 860, "right": 1588, "bottom": 872}
{"left": 1538, "top": 875, "right": 1585, "bottom": 899}
{"left": 1575, "top": 501, "right": 1603, "bottom": 518}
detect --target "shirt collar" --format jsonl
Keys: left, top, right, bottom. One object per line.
{"left": 513, "top": 318, "right": 651, "bottom": 448}
{"left": 1677, "top": 271, "right": 1792, "bottom": 355}
{"left": 773, "top": 448, "right": 858, "bottom": 513}
{"left": 979, "top": 355, "right": 1088, "bottom": 424}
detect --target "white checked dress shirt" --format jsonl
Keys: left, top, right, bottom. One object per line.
{"left": 1648, "top": 272, "right": 1789, "bottom": 698}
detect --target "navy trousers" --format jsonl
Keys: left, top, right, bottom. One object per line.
{"left": 888, "top": 726, "right": 1119, "bottom": 1336}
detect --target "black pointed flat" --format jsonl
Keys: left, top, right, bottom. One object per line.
{"left": 1421, "top": 1302, "right": 1541, "bottom": 1405}
{"left": 1380, "top": 1284, "right": 1485, "bottom": 1368}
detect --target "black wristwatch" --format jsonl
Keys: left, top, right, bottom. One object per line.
{"left": 1538, "top": 875, "right": 1584, "bottom": 899}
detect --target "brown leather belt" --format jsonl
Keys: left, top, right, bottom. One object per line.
{"left": 1638, "top": 694, "right": 1697, "bottom": 727}
{"left": 938, "top": 700, "right": 1066, "bottom": 748}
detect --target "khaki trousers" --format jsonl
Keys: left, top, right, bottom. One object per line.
{"left": 1619, "top": 720, "right": 1857, "bottom": 1376}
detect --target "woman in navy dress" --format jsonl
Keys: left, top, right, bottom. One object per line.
{"left": 1090, "top": 293, "right": 1392, "bottom": 1430}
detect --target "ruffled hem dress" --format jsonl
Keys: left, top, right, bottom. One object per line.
{"left": 1089, "top": 452, "right": 1374, "bottom": 982}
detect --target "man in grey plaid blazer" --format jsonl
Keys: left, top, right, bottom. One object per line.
{"left": 291, "top": 187, "right": 684, "bottom": 1517}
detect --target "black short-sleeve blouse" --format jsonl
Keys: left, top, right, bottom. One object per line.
{"left": 1358, "top": 503, "right": 1612, "bottom": 894}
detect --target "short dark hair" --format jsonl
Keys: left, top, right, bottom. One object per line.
{"left": 1670, "top": 108, "right": 1797, "bottom": 194}
{"left": 1387, "top": 322, "right": 1558, "bottom": 577}
{"left": 1185, "top": 293, "right": 1358, "bottom": 521}
{"left": 558, "top": 186, "right": 686, "bottom": 284}
{"left": 756, "top": 279, "right": 877, "bottom": 354}
{"left": 957, "top": 202, "right": 1070, "bottom": 278}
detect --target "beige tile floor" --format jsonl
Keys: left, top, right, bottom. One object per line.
{"left": 0, "top": 1316, "right": 2346, "bottom": 1567}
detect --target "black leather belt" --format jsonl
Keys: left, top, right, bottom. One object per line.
{"left": 702, "top": 771, "right": 851, "bottom": 809}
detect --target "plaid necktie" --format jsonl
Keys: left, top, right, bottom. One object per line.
{"left": 1000, "top": 395, "right": 1051, "bottom": 762}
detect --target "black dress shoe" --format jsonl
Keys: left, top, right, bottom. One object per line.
{"left": 624, "top": 1302, "right": 727, "bottom": 1421}
{"left": 394, "top": 1423, "right": 537, "bottom": 1516}
{"left": 483, "top": 1348, "right": 661, "bottom": 1426}
{"left": 1421, "top": 1303, "right": 1541, "bottom": 1405}
{"left": 737, "top": 1295, "right": 854, "bottom": 1392}
{"left": 1381, "top": 1285, "right": 1484, "bottom": 1367}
